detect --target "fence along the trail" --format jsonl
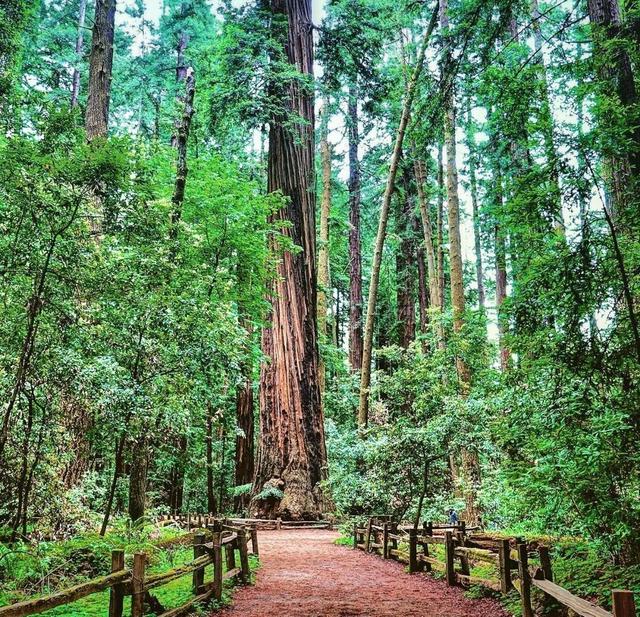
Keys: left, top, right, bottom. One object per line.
{"left": 158, "top": 513, "right": 333, "bottom": 532}
{"left": 354, "top": 517, "right": 637, "bottom": 617}
{"left": 0, "top": 520, "right": 257, "bottom": 617}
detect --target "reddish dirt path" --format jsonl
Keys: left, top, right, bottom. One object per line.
{"left": 217, "top": 529, "right": 511, "bottom": 617}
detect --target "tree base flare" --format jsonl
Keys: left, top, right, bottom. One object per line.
{"left": 251, "top": 472, "right": 330, "bottom": 520}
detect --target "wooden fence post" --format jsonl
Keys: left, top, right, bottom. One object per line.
{"left": 382, "top": 522, "right": 389, "bottom": 559}
{"left": 408, "top": 528, "right": 418, "bottom": 573}
{"left": 517, "top": 543, "right": 533, "bottom": 617}
{"left": 421, "top": 522, "right": 432, "bottom": 573}
{"left": 276, "top": 517, "right": 282, "bottom": 530}
{"left": 108, "top": 550, "right": 125, "bottom": 617}
{"left": 445, "top": 531, "right": 456, "bottom": 586}
{"left": 225, "top": 541, "right": 236, "bottom": 572}
{"left": 193, "top": 533, "right": 205, "bottom": 595}
{"left": 212, "top": 528, "right": 223, "bottom": 602}
{"left": 238, "top": 527, "right": 250, "bottom": 584}
{"left": 131, "top": 552, "right": 146, "bottom": 617}
{"left": 250, "top": 526, "right": 259, "bottom": 556}
{"left": 364, "top": 518, "right": 373, "bottom": 552}
{"left": 353, "top": 522, "right": 358, "bottom": 549}
{"left": 538, "top": 546, "right": 553, "bottom": 581}
{"left": 498, "top": 539, "right": 513, "bottom": 594}
{"left": 612, "top": 590, "right": 636, "bottom": 617}
{"left": 456, "top": 531, "right": 470, "bottom": 576}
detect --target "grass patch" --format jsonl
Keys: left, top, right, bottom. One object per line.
{"left": 0, "top": 527, "right": 259, "bottom": 617}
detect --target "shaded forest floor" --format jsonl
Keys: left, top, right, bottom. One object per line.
{"left": 217, "top": 529, "right": 510, "bottom": 617}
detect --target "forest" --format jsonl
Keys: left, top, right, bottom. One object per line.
{"left": 0, "top": 0, "right": 640, "bottom": 612}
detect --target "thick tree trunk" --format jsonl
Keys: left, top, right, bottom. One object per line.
{"left": 252, "top": 0, "right": 327, "bottom": 519}
{"left": 587, "top": 0, "right": 640, "bottom": 218}
{"left": 85, "top": 0, "right": 116, "bottom": 140}
{"left": 234, "top": 370, "right": 254, "bottom": 513}
{"left": 347, "top": 88, "right": 364, "bottom": 371}
{"left": 442, "top": 78, "right": 470, "bottom": 385}
{"left": 70, "top": 0, "right": 87, "bottom": 108}
{"left": 318, "top": 107, "right": 331, "bottom": 396}
{"left": 358, "top": 4, "right": 439, "bottom": 428}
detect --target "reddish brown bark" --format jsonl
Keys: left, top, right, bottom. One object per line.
{"left": 253, "top": 0, "right": 327, "bottom": 519}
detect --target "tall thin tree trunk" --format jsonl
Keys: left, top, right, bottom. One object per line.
{"left": 99, "top": 437, "right": 125, "bottom": 535}
{"left": 169, "top": 68, "right": 196, "bottom": 239}
{"left": 85, "top": 0, "right": 116, "bottom": 140}
{"left": 464, "top": 97, "right": 485, "bottom": 310}
{"left": 413, "top": 157, "right": 439, "bottom": 306}
{"left": 235, "top": 262, "right": 255, "bottom": 513}
{"left": 347, "top": 87, "right": 364, "bottom": 371}
{"left": 252, "top": 0, "right": 327, "bottom": 519}
{"left": 396, "top": 171, "right": 416, "bottom": 348}
{"left": 441, "top": 4, "right": 470, "bottom": 386}
{"left": 358, "top": 5, "right": 440, "bottom": 428}
{"left": 415, "top": 215, "right": 430, "bottom": 337}
{"left": 318, "top": 106, "right": 332, "bottom": 396}
{"left": 436, "top": 146, "right": 446, "bottom": 316}
{"left": 70, "top": 0, "right": 87, "bottom": 108}
{"left": 493, "top": 167, "right": 510, "bottom": 371}
{"left": 531, "top": 0, "right": 564, "bottom": 233}
{"left": 128, "top": 436, "right": 148, "bottom": 523}
{"left": 441, "top": 0, "right": 480, "bottom": 522}
{"left": 206, "top": 404, "right": 217, "bottom": 514}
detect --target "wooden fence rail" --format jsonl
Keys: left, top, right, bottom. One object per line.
{"left": 158, "top": 513, "right": 332, "bottom": 532}
{"left": 0, "top": 521, "right": 256, "bottom": 617}
{"left": 354, "top": 517, "right": 637, "bottom": 617}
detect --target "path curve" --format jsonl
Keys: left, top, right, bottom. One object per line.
{"left": 217, "top": 529, "right": 510, "bottom": 617}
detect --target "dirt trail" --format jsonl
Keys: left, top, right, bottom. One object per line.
{"left": 217, "top": 528, "right": 510, "bottom": 617}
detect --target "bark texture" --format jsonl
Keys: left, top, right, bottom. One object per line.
{"left": 85, "top": 0, "right": 116, "bottom": 140}
{"left": 253, "top": 0, "right": 327, "bottom": 519}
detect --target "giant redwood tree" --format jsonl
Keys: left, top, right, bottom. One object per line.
{"left": 252, "top": 0, "right": 328, "bottom": 519}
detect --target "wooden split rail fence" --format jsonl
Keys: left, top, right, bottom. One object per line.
{"left": 0, "top": 521, "right": 258, "bottom": 617}
{"left": 354, "top": 518, "right": 637, "bottom": 617}
{"left": 159, "top": 513, "right": 332, "bottom": 531}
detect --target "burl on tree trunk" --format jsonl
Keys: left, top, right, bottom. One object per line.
{"left": 251, "top": 0, "right": 328, "bottom": 520}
